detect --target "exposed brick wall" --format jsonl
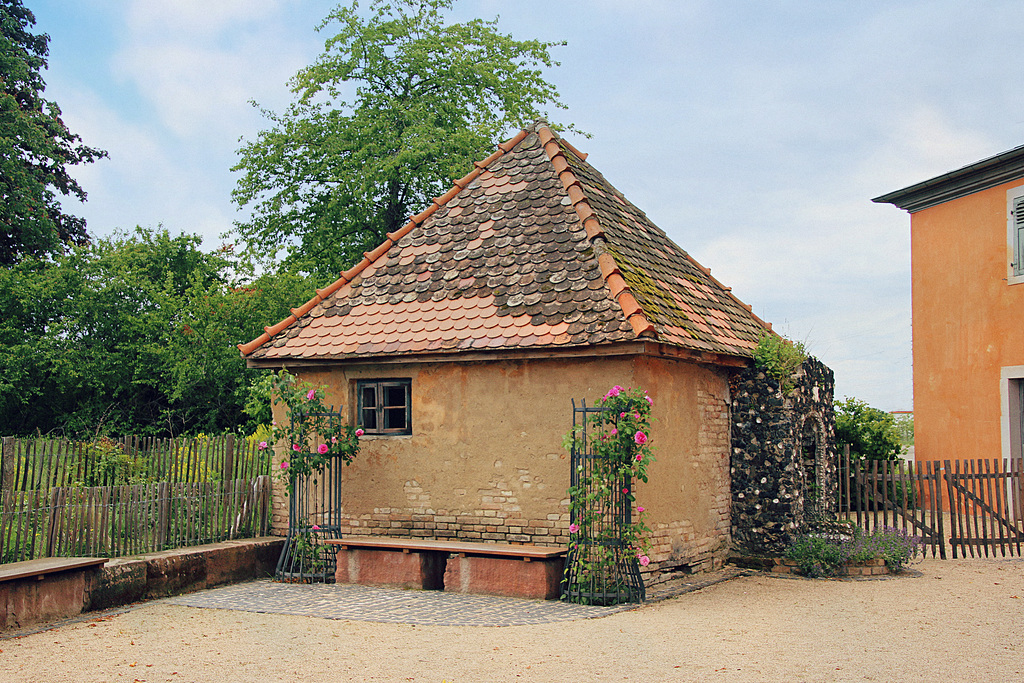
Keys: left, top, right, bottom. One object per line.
{"left": 730, "top": 356, "right": 837, "bottom": 554}
{"left": 644, "top": 380, "right": 733, "bottom": 580}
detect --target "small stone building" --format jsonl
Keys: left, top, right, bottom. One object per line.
{"left": 240, "top": 123, "right": 791, "bottom": 579}
{"left": 730, "top": 356, "right": 837, "bottom": 554}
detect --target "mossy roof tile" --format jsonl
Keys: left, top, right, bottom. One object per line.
{"left": 240, "top": 125, "right": 768, "bottom": 362}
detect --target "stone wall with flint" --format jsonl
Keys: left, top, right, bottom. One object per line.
{"left": 729, "top": 356, "right": 836, "bottom": 554}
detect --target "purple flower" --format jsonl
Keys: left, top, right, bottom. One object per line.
{"left": 634, "top": 431, "right": 648, "bottom": 445}
{"left": 317, "top": 443, "right": 329, "bottom": 454}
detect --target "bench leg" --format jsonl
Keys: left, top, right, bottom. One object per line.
{"left": 334, "top": 548, "right": 445, "bottom": 590}
{"left": 443, "top": 555, "right": 564, "bottom": 600}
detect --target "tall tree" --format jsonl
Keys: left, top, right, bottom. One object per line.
{"left": 0, "top": 0, "right": 106, "bottom": 264}
{"left": 232, "top": 0, "right": 572, "bottom": 282}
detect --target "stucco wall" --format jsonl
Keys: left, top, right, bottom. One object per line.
{"left": 911, "top": 179, "right": 1024, "bottom": 464}
{"left": 272, "top": 353, "right": 733, "bottom": 577}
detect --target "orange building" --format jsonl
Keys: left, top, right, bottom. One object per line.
{"left": 875, "top": 145, "right": 1024, "bottom": 466}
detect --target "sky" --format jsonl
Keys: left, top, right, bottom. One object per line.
{"left": 24, "top": 0, "right": 1024, "bottom": 412}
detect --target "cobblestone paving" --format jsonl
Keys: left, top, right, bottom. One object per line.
{"left": 165, "top": 568, "right": 747, "bottom": 627}
{"left": 165, "top": 580, "right": 629, "bottom": 626}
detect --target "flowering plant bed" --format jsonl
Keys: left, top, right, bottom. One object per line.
{"left": 782, "top": 525, "right": 921, "bottom": 578}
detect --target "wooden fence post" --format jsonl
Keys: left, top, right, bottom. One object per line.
{"left": 156, "top": 481, "right": 170, "bottom": 550}
{"left": 1, "top": 437, "right": 15, "bottom": 499}
{"left": 224, "top": 434, "right": 236, "bottom": 481}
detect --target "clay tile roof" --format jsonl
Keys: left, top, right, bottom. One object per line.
{"left": 240, "top": 125, "right": 768, "bottom": 362}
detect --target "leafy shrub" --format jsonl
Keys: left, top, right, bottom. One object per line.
{"left": 785, "top": 536, "right": 846, "bottom": 577}
{"left": 753, "top": 333, "right": 807, "bottom": 392}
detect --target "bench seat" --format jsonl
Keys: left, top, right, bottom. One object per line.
{"left": 325, "top": 537, "right": 566, "bottom": 600}
{"left": 1, "top": 557, "right": 108, "bottom": 631}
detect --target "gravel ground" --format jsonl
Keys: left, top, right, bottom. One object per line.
{"left": 2, "top": 557, "right": 1022, "bottom": 682}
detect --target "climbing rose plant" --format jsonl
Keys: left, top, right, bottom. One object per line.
{"left": 563, "top": 385, "right": 655, "bottom": 602}
{"left": 267, "top": 370, "right": 360, "bottom": 492}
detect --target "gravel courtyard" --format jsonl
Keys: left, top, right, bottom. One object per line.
{"left": 2, "top": 557, "right": 1021, "bottom": 682}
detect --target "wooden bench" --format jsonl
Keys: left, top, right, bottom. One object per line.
{"left": 326, "top": 537, "right": 566, "bottom": 600}
{"left": 1, "top": 557, "right": 108, "bottom": 631}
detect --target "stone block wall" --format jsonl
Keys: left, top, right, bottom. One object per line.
{"left": 730, "top": 356, "right": 836, "bottom": 554}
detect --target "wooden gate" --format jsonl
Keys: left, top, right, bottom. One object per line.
{"left": 943, "top": 459, "right": 1024, "bottom": 558}
{"left": 842, "top": 454, "right": 947, "bottom": 559}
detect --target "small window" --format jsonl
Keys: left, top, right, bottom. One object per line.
{"left": 357, "top": 379, "right": 411, "bottom": 435}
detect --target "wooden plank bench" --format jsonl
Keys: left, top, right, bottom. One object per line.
{"left": 1, "top": 557, "right": 108, "bottom": 631}
{"left": 325, "top": 537, "right": 566, "bottom": 600}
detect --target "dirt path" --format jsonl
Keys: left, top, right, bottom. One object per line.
{"left": 3, "top": 558, "right": 1022, "bottom": 682}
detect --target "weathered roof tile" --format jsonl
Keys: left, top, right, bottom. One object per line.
{"left": 240, "top": 126, "right": 768, "bottom": 361}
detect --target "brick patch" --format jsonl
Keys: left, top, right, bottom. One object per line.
{"left": 771, "top": 557, "right": 889, "bottom": 577}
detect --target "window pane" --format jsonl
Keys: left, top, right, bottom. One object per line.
{"left": 383, "top": 406, "right": 408, "bottom": 431}
{"left": 359, "top": 384, "right": 378, "bottom": 430}
{"left": 382, "top": 384, "right": 407, "bottom": 408}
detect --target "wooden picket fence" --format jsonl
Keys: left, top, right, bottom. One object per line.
{"left": 0, "top": 435, "right": 272, "bottom": 564}
{"left": 839, "top": 451, "right": 1024, "bottom": 559}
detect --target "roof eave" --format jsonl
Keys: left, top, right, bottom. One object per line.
{"left": 244, "top": 339, "right": 752, "bottom": 370}
{"left": 873, "top": 144, "right": 1024, "bottom": 213}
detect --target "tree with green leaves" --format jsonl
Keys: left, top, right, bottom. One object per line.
{"left": 231, "top": 0, "right": 573, "bottom": 282}
{"left": 835, "top": 397, "right": 902, "bottom": 461}
{"left": 0, "top": 0, "right": 107, "bottom": 264}
{"left": 0, "top": 228, "right": 313, "bottom": 437}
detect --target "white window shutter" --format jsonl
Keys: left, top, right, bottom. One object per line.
{"left": 1015, "top": 196, "right": 1024, "bottom": 276}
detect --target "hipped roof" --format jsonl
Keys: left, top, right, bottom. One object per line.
{"left": 240, "top": 125, "right": 769, "bottom": 365}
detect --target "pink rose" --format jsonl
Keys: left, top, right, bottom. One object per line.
{"left": 569, "top": 523, "right": 579, "bottom": 533}
{"left": 355, "top": 428, "right": 364, "bottom": 437}
{"left": 317, "top": 443, "right": 329, "bottom": 454}
{"left": 622, "top": 488, "right": 629, "bottom": 494}
{"left": 311, "top": 524, "right": 321, "bottom": 531}
{"left": 280, "top": 461, "right": 289, "bottom": 470}
{"left": 634, "top": 431, "right": 648, "bottom": 445}
{"left": 645, "top": 395, "right": 653, "bottom": 406}
{"left": 292, "top": 444, "right": 301, "bottom": 451}
{"left": 605, "top": 385, "right": 621, "bottom": 399}
{"left": 639, "top": 555, "right": 650, "bottom": 566}
{"left": 636, "top": 453, "right": 643, "bottom": 461}
{"left": 331, "top": 436, "right": 338, "bottom": 443}
{"left": 258, "top": 441, "right": 268, "bottom": 450}
{"left": 307, "top": 389, "right": 316, "bottom": 400}
{"left": 620, "top": 412, "right": 626, "bottom": 418}
{"left": 611, "top": 428, "right": 618, "bottom": 436}
{"left": 637, "top": 506, "right": 645, "bottom": 513}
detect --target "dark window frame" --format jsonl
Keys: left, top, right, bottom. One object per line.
{"left": 356, "top": 379, "right": 412, "bottom": 435}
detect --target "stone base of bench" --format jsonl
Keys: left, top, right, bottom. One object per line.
{"left": 0, "top": 558, "right": 107, "bottom": 631}
{"left": 329, "top": 538, "right": 565, "bottom": 600}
